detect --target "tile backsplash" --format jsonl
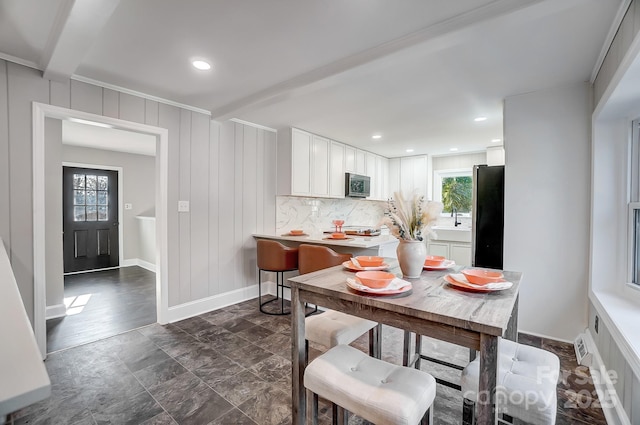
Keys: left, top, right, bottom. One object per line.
{"left": 276, "top": 196, "right": 387, "bottom": 234}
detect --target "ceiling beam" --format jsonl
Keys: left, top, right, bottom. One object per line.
{"left": 210, "top": 0, "right": 545, "bottom": 120}
{"left": 41, "top": 0, "right": 121, "bottom": 82}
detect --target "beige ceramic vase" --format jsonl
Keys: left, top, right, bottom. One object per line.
{"left": 396, "top": 240, "right": 427, "bottom": 278}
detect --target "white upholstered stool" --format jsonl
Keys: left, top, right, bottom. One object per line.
{"left": 460, "top": 338, "right": 560, "bottom": 425}
{"left": 305, "top": 344, "right": 436, "bottom": 425}
{"left": 306, "top": 310, "right": 381, "bottom": 359}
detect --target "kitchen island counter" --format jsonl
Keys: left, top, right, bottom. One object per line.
{"left": 252, "top": 233, "right": 399, "bottom": 257}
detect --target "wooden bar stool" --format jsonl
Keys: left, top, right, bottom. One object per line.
{"left": 305, "top": 344, "right": 436, "bottom": 425}
{"left": 257, "top": 239, "right": 298, "bottom": 315}
{"left": 299, "top": 244, "right": 382, "bottom": 359}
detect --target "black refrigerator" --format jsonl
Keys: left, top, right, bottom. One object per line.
{"left": 471, "top": 165, "right": 504, "bottom": 269}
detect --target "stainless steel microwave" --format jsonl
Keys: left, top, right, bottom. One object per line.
{"left": 345, "top": 173, "right": 370, "bottom": 198}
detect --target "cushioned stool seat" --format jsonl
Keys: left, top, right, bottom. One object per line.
{"left": 306, "top": 310, "right": 377, "bottom": 349}
{"left": 305, "top": 344, "right": 436, "bottom": 425}
{"left": 461, "top": 338, "right": 560, "bottom": 425}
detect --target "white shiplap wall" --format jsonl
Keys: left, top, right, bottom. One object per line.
{"left": 0, "top": 59, "right": 277, "bottom": 324}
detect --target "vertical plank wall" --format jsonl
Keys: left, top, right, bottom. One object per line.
{"left": 0, "top": 59, "right": 277, "bottom": 324}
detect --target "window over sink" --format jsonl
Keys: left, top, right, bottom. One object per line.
{"left": 433, "top": 169, "right": 472, "bottom": 216}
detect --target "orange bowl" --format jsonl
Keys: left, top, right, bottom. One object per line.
{"left": 461, "top": 269, "right": 504, "bottom": 285}
{"left": 424, "top": 255, "right": 446, "bottom": 267}
{"left": 355, "top": 271, "right": 396, "bottom": 289}
{"left": 355, "top": 256, "right": 384, "bottom": 267}
{"left": 331, "top": 232, "right": 346, "bottom": 239}
{"left": 290, "top": 229, "right": 304, "bottom": 235}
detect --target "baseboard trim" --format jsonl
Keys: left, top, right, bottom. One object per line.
{"left": 167, "top": 284, "right": 262, "bottom": 323}
{"left": 516, "top": 329, "right": 573, "bottom": 344}
{"left": 45, "top": 303, "right": 66, "bottom": 320}
{"left": 121, "top": 258, "right": 156, "bottom": 273}
{"left": 584, "top": 329, "right": 630, "bottom": 425}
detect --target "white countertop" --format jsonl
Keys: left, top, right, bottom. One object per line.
{"left": 252, "top": 233, "right": 399, "bottom": 248}
{"left": 0, "top": 239, "right": 51, "bottom": 419}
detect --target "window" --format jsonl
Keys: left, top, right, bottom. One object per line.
{"left": 433, "top": 169, "right": 473, "bottom": 216}
{"left": 629, "top": 120, "right": 640, "bottom": 287}
{"left": 73, "top": 173, "right": 109, "bottom": 221}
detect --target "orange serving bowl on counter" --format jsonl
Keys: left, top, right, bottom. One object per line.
{"left": 355, "top": 256, "right": 384, "bottom": 267}
{"left": 355, "top": 271, "right": 396, "bottom": 289}
{"left": 331, "top": 232, "right": 347, "bottom": 239}
{"left": 461, "top": 269, "right": 504, "bottom": 285}
{"left": 290, "top": 229, "right": 304, "bottom": 235}
{"left": 424, "top": 255, "right": 446, "bottom": 267}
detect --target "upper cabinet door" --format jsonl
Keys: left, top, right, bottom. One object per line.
{"left": 291, "top": 129, "right": 312, "bottom": 195}
{"left": 355, "top": 150, "right": 366, "bottom": 174}
{"left": 366, "top": 152, "right": 377, "bottom": 199}
{"left": 345, "top": 146, "right": 356, "bottom": 173}
{"left": 329, "top": 141, "right": 345, "bottom": 198}
{"left": 311, "top": 135, "right": 330, "bottom": 197}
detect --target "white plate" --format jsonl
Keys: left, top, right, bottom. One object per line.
{"left": 342, "top": 260, "right": 389, "bottom": 271}
{"left": 423, "top": 259, "right": 456, "bottom": 270}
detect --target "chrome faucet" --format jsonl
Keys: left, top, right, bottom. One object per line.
{"left": 453, "top": 208, "right": 462, "bottom": 227}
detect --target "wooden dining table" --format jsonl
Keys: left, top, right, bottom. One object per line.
{"left": 289, "top": 259, "right": 521, "bottom": 425}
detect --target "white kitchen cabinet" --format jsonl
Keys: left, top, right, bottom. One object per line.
{"left": 450, "top": 244, "right": 471, "bottom": 267}
{"left": 345, "top": 146, "right": 356, "bottom": 173}
{"left": 380, "top": 157, "right": 389, "bottom": 200}
{"left": 311, "top": 135, "right": 330, "bottom": 196}
{"left": 390, "top": 155, "right": 429, "bottom": 197}
{"left": 329, "top": 141, "right": 345, "bottom": 198}
{"left": 388, "top": 158, "right": 400, "bottom": 196}
{"left": 291, "top": 128, "right": 312, "bottom": 195}
{"left": 366, "top": 152, "right": 377, "bottom": 199}
{"left": 427, "top": 242, "right": 449, "bottom": 259}
{"left": 427, "top": 239, "right": 471, "bottom": 267}
{"left": 355, "top": 150, "right": 366, "bottom": 174}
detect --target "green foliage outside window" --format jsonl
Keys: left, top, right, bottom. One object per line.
{"left": 442, "top": 176, "right": 472, "bottom": 214}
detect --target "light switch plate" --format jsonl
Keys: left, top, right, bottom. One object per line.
{"left": 178, "top": 200, "right": 190, "bottom": 212}
{"left": 124, "top": 203, "right": 133, "bottom": 210}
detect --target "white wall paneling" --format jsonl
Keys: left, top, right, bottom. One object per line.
{"left": 158, "top": 103, "right": 181, "bottom": 307}
{"left": 119, "top": 93, "right": 145, "bottom": 124}
{"left": 189, "top": 112, "right": 210, "bottom": 301}
{"left": 218, "top": 121, "right": 236, "bottom": 294}
{"left": 208, "top": 121, "right": 221, "bottom": 297}
{"left": 503, "top": 83, "right": 591, "bottom": 341}
{"left": 242, "top": 125, "right": 258, "bottom": 289}
{"left": 8, "top": 62, "right": 49, "bottom": 327}
{"left": 178, "top": 110, "right": 192, "bottom": 304}
{"left": 1, "top": 60, "right": 277, "bottom": 356}
{"left": 0, "top": 62, "right": 9, "bottom": 249}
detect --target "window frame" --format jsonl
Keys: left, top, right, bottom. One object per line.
{"left": 433, "top": 168, "right": 473, "bottom": 217}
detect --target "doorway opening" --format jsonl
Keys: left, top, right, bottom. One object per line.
{"left": 33, "top": 102, "right": 170, "bottom": 358}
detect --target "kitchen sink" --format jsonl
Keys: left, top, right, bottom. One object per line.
{"left": 432, "top": 226, "right": 471, "bottom": 243}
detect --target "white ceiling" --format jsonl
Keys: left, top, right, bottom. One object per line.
{"left": 0, "top": 0, "right": 622, "bottom": 157}
{"left": 62, "top": 120, "right": 156, "bottom": 156}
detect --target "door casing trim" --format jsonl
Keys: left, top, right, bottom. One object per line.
{"left": 33, "top": 102, "right": 170, "bottom": 359}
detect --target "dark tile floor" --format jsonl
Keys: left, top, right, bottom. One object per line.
{"left": 47, "top": 267, "right": 157, "bottom": 353}
{"left": 14, "top": 299, "right": 607, "bottom": 425}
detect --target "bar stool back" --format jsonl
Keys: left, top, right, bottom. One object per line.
{"left": 257, "top": 239, "right": 298, "bottom": 315}
{"left": 299, "top": 244, "right": 382, "bottom": 359}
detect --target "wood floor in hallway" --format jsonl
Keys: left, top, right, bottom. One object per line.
{"left": 46, "top": 266, "right": 156, "bottom": 353}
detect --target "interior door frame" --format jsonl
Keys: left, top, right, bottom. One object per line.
{"left": 32, "top": 102, "right": 170, "bottom": 358}
{"left": 62, "top": 162, "right": 124, "bottom": 272}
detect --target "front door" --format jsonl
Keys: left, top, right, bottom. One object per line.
{"left": 63, "top": 167, "right": 119, "bottom": 273}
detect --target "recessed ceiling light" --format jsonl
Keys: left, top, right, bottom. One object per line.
{"left": 192, "top": 60, "right": 211, "bottom": 70}
{"left": 406, "top": 149, "right": 414, "bottom": 153}
{"left": 450, "top": 147, "right": 459, "bottom": 152}
{"left": 372, "top": 134, "right": 382, "bottom": 139}
{"left": 68, "top": 118, "right": 113, "bottom": 128}
{"left": 491, "top": 138, "right": 502, "bottom": 143}
{"left": 474, "top": 116, "right": 487, "bottom": 122}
